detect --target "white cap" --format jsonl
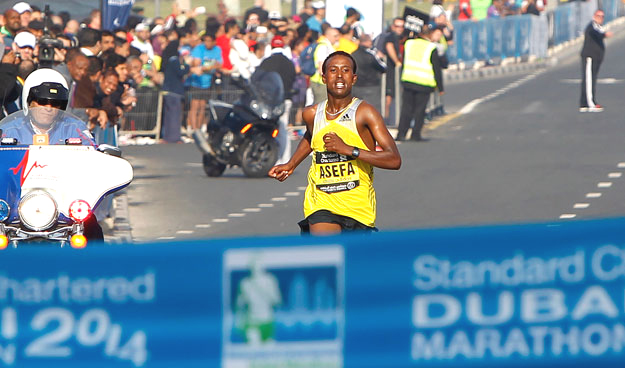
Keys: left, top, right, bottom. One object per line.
{"left": 135, "top": 23, "right": 149, "bottom": 32}
{"left": 311, "top": 1, "right": 325, "bottom": 9}
{"left": 14, "top": 31, "right": 36, "bottom": 49}
{"left": 429, "top": 4, "right": 445, "bottom": 19}
{"left": 13, "top": 1, "right": 32, "bottom": 14}
{"left": 268, "top": 10, "right": 281, "bottom": 20}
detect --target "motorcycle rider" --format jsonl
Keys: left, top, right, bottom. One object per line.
{"left": 1, "top": 68, "right": 95, "bottom": 145}
{"left": 0, "top": 68, "right": 103, "bottom": 240}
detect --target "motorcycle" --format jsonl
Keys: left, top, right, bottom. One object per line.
{"left": 193, "top": 70, "right": 284, "bottom": 178}
{"left": 0, "top": 107, "right": 133, "bottom": 248}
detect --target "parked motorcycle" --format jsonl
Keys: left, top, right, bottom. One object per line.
{"left": 193, "top": 70, "right": 284, "bottom": 178}
{"left": 0, "top": 108, "right": 133, "bottom": 248}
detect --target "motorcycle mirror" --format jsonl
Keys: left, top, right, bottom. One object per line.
{"left": 97, "top": 144, "right": 122, "bottom": 157}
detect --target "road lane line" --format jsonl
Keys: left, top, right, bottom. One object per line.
{"left": 586, "top": 192, "right": 602, "bottom": 198}
{"left": 213, "top": 218, "right": 229, "bottom": 223}
{"left": 272, "top": 197, "right": 287, "bottom": 202}
{"left": 618, "top": 162, "right": 625, "bottom": 168}
{"left": 244, "top": 208, "right": 262, "bottom": 212}
{"left": 560, "top": 214, "right": 577, "bottom": 219}
{"left": 608, "top": 172, "right": 622, "bottom": 178}
{"left": 297, "top": 186, "right": 307, "bottom": 191}
{"left": 158, "top": 236, "right": 176, "bottom": 240}
{"left": 176, "top": 230, "right": 194, "bottom": 234}
{"left": 574, "top": 203, "right": 590, "bottom": 209}
{"left": 258, "top": 203, "right": 274, "bottom": 208}
{"left": 285, "top": 192, "right": 300, "bottom": 196}
{"left": 195, "top": 224, "right": 211, "bottom": 228}
{"left": 597, "top": 182, "right": 612, "bottom": 188}
{"left": 228, "top": 213, "right": 245, "bottom": 217}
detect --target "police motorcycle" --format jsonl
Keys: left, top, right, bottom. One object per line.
{"left": 0, "top": 69, "right": 133, "bottom": 249}
{"left": 193, "top": 70, "right": 284, "bottom": 178}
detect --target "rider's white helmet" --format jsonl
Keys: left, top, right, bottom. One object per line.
{"left": 22, "top": 68, "right": 70, "bottom": 114}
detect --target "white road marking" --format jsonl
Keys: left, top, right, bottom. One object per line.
{"left": 258, "top": 203, "right": 274, "bottom": 208}
{"left": 597, "top": 182, "right": 612, "bottom": 188}
{"left": 608, "top": 172, "right": 622, "bottom": 178}
{"left": 560, "top": 214, "right": 577, "bottom": 219}
{"left": 176, "top": 230, "right": 194, "bottom": 234}
{"left": 195, "top": 224, "right": 211, "bottom": 228}
{"left": 618, "top": 163, "right": 625, "bottom": 168}
{"left": 586, "top": 192, "right": 602, "bottom": 198}
{"left": 272, "top": 197, "right": 287, "bottom": 202}
{"left": 185, "top": 163, "right": 202, "bottom": 167}
{"left": 244, "top": 208, "right": 262, "bottom": 212}
{"left": 561, "top": 78, "right": 623, "bottom": 84}
{"left": 297, "top": 186, "right": 307, "bottom": 191}
{"left": 158, "top": 236, "right": 176, "bottom": 240}
{"left": 574, "top": 203, "right": 590, "bottom": 209}
{"left": 213, "top": 218, "right": 229, "bottom": 223}
{"left": 285, "top": 192, "right": 300, "bottom": 196}
{"left": 228, "top": 213, "right": 245, "bottom": 217}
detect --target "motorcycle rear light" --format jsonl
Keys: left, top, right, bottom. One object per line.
{"left": 69, "top": 200, "right": 91, "bottom": 222}
{"left": 0, "top": 200, "right": 9, "bottom": 222}
{"left": 1, "top": 138, "right": 18, "bottom": 145}
{"left": 272, "top": 129, "right": 279, "bottom": 138}
{"left": 65, "top": 138, "right": 83, "bottom": 145}
{"left": 240, "top": 123, "right": 252, "bottom": 134}
{"left": 70, "top": 234, "right": 87, "bottom": 249}
{"left": 0, "top": 235, "right": 7, "bottom": 250}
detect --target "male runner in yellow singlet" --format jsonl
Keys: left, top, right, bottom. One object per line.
{"left": 269, "top": 51, "right": 402, "bottom": 235}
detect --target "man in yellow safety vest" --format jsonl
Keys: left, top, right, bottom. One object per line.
{"left": 395, "top": 23, "right": 444, "bottom": 142}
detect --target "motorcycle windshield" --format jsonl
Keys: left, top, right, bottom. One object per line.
{"left": 0, "top": 108, "right": 132, "bottom": 224}
{"left": 250, "top": 70, "right": 285, "bottom": 108}
{"left": 0, "top": 107, "right": 95, "bottom": 146}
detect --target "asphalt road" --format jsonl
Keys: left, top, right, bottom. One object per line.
{"left": 120, "top": 32, "right": 625, "bottom": 243}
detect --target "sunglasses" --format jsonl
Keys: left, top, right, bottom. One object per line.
{"left": 34, "top": 98, "right": 65, "bottom": 109}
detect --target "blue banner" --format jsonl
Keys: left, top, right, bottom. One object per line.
{"left": 1, "top": 217, "right": 625, "bottom": 366}
{"left": 102, "top": 0, "right": 135, "bottom": 31}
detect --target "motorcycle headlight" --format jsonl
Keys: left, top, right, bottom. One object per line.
{"left": 251, "top": 100, "right": 271, "bottom": 119}
{"left": 0, "top": 200, "right": 9, "bottom": 222}
{"left": 273, "top": 104, "right": 285, "bottom": 118}
{"left": 18, "top": 190, "right": 58, "bottom": 231}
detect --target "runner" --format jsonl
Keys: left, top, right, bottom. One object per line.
{"left": 269, "top": 51, "right": 401, "bottom": 235}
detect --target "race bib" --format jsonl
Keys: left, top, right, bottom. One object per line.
{"left": 314, "top": 151, "right": 360, "bottom": 193}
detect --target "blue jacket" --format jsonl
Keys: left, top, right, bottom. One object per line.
{"left": 1, "top": 115, "right": 95, "bottom": 146}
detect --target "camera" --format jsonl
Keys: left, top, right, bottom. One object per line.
{"left": 37, "top": 5, "right": 63, "bottom": 67}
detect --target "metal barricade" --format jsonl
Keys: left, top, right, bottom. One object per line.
{"left": 120, "top": 87, "right": 163, "bottom": 139}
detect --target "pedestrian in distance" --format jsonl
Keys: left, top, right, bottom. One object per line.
{"left": 579, "top": 9, "right": 612, "bottom": 113}
{"left": 268, "top": 51, "right": 401, "bottom": 236}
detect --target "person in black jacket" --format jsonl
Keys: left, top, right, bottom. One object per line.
{"left": 579, "top": 10, "right": 612, "bottom": 113}
{"left": 160, "top": 30, "right": 191, "bottom": 143}
{"left": 258, "top": 35, "right": 296, "bottom": 165}
{"left": 0, "top": 49, "right": 20, "bottom": 119}
{"left": 352, "top": 34, "right": 387, "bottom": 116}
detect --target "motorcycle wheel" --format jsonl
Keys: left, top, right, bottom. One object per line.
{"left": 239, "top": 132, "right": 279, "bottom": 178}
{"left": 202, "top": 154, "right": 226, "bottom": 177}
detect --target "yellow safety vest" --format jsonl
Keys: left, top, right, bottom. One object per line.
{"left": 401, "top": 38, "right": 437, "bottom": 87}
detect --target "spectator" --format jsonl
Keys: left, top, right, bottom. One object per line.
{"left": 336, "top": 24, "right": 358, "bottom": 54}
{"left": 187, "top": 32, "right": 222, "bottom": 132}
{"left": 352, "top": 34, "right": 386, "bottom": 115}
{"left": 12, "top": 2, "right": 32, "bottom": 28}
{"left": 131, "top": 23, "right": 154, "bottom": 60}
{"left": 12, "top": 31, "right": 36, "bottom": 61}
{"left": 77, "top": 27, "right": 102, "bottom": 56}
{"left": 310, "top": 26, "right": 339, "bottom": 104}
{"left": 579, "top": 10, "right": 612, "bottom": 112}
{"left": 522, "top": 0, "right": 543, "bottom": 15}
{"left": 306, "top": 1, "right": 326, "bottom": 34}
{"left": 471, "top": 0, "right": 492, "bottom": 20}
{"left": 458, "top": 0, "right": 473, "bottom": 20}
{"left": 1, "top": 9, "right": 21, "bottom": 45}
{"left": 72, "top": 56, "right": 107, "bottom": 130}
{"left": 94, "top": 69, "right": 121, "bottom": 125}
{"left": 258, "top": 35, "right": 296, "bottom": 165}
{"left": 289, "top": 38, "right": 308, "bottom": 125}
{"left": 382, "top": 17, "right": 404, "bottom": 120}
{"left": 298, "top": 1, "right": 314, "bottom": 24}
{"left": 217, "top": 18, "right": 239, "bottom": 74}
{"left": 230, "top": 29, "right": 255, "bottom": 80}
{"left": 488, "top": 0, "right": 505, "bottom": 18}
{"left": 344, "top": 7, "right": 363, "bottom": 39}
{"left": 244, "top": 0, "right": 269, "bottom": 25}
{"left": 87, "top": 9, "right": 101, "bottom": 30}
{"left": 245, "top": 12, "right": 261, "bottom": 33}
{"left": 160, "top": 32, "right": 191, "bottom": 143}
{"left": 27, "top": 19, "right": 44, "bottom": 39}
{"left": 64, "top": 19, "right": 80, "bottom": 36}
{"left": 114, "top": 36, "right": 131, "bottom": 57}
{"left": 0, "top": 49, "right": 19, "bottom": 119}
{"left": 101, "top": 30, "right": 115, "bottom": 52}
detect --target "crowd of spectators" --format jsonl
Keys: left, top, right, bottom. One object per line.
{"left": 0, "top": 0, "right": 547, "bottom": 145}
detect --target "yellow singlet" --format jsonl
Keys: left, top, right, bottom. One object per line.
{"left": 303, "top": 98, "right": 376, "bottom": 227}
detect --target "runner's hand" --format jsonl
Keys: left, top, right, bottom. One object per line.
{"left": 323, "top": 132, "right": 349, "bottom": 155}
{"left": 269, "top": 163, "right": 294, "bottom": 181}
